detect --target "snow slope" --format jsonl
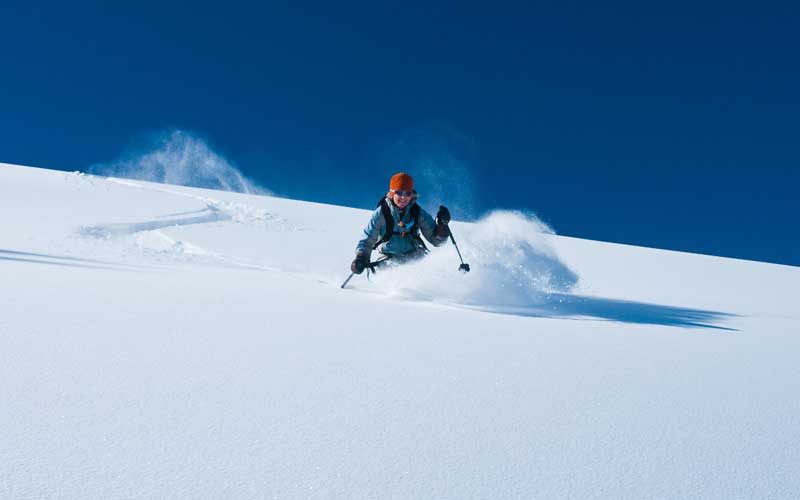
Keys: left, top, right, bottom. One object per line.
{"left": 2, "top": 162, "right": 798, "bottom": 500}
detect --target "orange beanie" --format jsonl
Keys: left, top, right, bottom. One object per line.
{"left": 389, "top": 172, "right": 414, "bottom": 191}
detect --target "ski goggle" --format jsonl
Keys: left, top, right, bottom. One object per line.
{"left": 392, "top": 190, "right": 414, "bottom": 197}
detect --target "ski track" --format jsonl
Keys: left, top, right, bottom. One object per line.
{"left": 75, "top": 176, "right": 296, "bottom": 272}
{"left": 79, "top": 206, "right": 232, "bottom": 238}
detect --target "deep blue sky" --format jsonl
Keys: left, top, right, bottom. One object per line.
{"left": 1, "top": 1, "right": 798, "bottom": 266}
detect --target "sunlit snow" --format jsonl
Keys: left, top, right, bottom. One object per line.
{"left": 2, "top": 162, "right": 798, "bottom": 500}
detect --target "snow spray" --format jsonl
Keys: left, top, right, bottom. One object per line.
{"left": 372, "top": 124, "right": 478, "bottom": 221}
{"left": 90, "top": 129, "right": 267, "bottom": 194}
{"left": 368, "top": 210, "right": 579, "bottom": 308}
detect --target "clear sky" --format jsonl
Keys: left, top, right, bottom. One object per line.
{"left": 1, "top": 1, "right": 797, "bottom": 266}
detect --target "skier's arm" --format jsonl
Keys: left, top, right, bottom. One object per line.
{"left": 355, "top": 208, "right": 386, "bottom": 256}
{"left": 418, "top": 207, "right": 449, "bottom": 247}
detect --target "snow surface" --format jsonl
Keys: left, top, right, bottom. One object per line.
{"left": 2, "top": 162, "right": 799, "bottom": 500}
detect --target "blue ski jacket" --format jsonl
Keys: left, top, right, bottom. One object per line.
{"left": 356, "top": 198, "right": 447, "bottom": 257}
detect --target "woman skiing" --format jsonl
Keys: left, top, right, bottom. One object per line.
{"left": 351, "top": 172, "right": 451, "bottom": 274}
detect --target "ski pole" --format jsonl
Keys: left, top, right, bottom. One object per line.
{"left": 446, "top": 224, "right": 470, "bottom": 273}
{"left": 340, "top": 272, "right": 355, "bottom": 289}
{"left": 341, "top": 256, "right": 391, "bottom": 289}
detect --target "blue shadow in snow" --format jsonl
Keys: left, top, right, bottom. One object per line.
{"left": 0, "top": 249, "right": 142, "bottom": 271}
{"left": 480, "top": 293, "right": 738, "bottom": 331}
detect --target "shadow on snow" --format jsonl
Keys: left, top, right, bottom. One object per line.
{"left": 0, "top": 249, "right": 143, "bottom": 272}
{"left": 472, "top": 293, "right": 738, "bottom": 331}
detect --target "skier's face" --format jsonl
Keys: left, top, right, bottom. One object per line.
{"left": 392, "top": 191, "right": 412, "bottom": 208}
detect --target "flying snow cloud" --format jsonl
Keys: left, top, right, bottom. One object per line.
{"left": 374, "top": 125, "right": 478, "bottom": 220}
{"left": 368, "top": 210, "right": 579, "bottom": 309}
{"left": 90, "top": 129, "right": 267, "bottom": 195}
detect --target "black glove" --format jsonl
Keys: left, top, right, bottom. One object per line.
{"left": 351, "top": 254, "right": 370, "bottom": 274}
{"left": 436, "top": 205, "right": 451, "bottom": 226}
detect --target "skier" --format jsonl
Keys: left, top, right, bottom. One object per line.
{"left": 351, "top": 172, "right": 451, "bottom": 274}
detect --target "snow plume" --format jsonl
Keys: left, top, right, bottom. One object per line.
{"left": 369, "top": 210, "right": 579, "bottom": 308}
{"left": 375, "top": 125, "right": 478, "bottom": 220}
{"left": 416, "top": 155, "right": 475, "bottom": 222}
{"left": 90, "top": 129, "right": 267, "bottom": 194}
